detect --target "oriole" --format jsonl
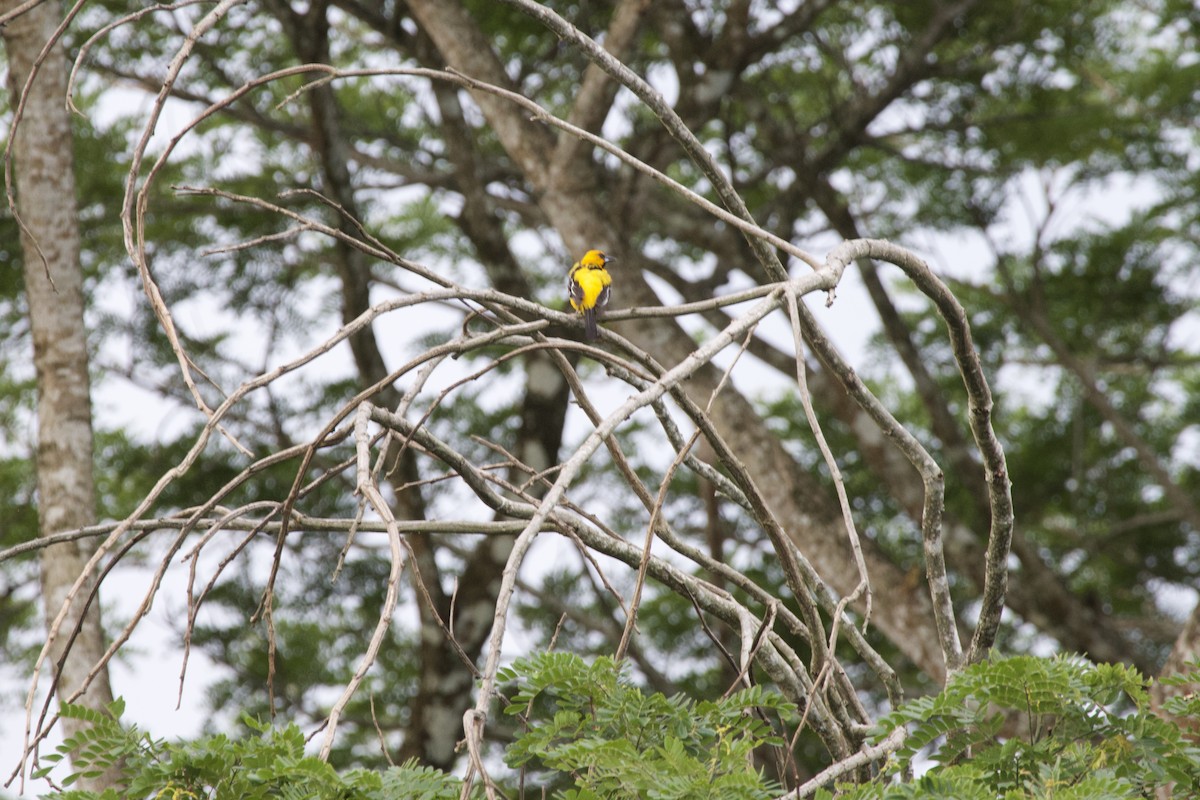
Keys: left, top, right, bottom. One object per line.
{"left": 567, "top": 249, "right": 614, "bottom": 341}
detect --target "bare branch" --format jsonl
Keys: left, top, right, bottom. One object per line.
{"left": 790, "top": 724, "right": 908, "bottom": 798}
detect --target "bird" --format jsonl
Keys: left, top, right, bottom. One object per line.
{"left": 567, "top": 249, "right": 614, "bottom": 341}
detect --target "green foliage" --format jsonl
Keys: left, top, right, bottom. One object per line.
{"left": 32, "top": 652, "right": 1200, "bottom": 796}
{"left": 36, "top": 700, "right": 465, "bottom": 800}
{"left": 819, "top": 655, "right": 1200, "bottom": 798}
{"left": 40, "top": 655, "right": 794, "bottom": 799}
{"left": 43, "top": 656, "right": 1200, "bottom": 798}
{"left": 498, "top": 652, "right": 793, "bottom": 799}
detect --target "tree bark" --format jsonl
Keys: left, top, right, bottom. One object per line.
{"left": 2, "top": 0, "right": 115, "bottom": 790}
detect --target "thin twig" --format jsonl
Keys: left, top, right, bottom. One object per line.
{"left": 312, "top": 403, "right": 407, "bottom": 759}
{"left": 616, "top": 330, "right": 751, "bottom": 660}
{"left": 785, "top": 290, "right": 872, "bottom": 628}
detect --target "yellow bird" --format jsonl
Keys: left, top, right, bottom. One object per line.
{"left": 567, "top": 249, "right": 614, "bottom": 341}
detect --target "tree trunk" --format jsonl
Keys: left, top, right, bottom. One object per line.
{"left": 2, "top": 0, "right": 116, "bottom": 789}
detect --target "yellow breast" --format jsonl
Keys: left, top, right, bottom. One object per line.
{"left": 573, "top": 266, "right": 611, "bottom": 310}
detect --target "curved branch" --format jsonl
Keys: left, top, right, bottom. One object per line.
{"left": 827, "top": 239, "right": 1012, "bottom": 667}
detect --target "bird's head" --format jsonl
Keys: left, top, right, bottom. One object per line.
{"left": 581, "top": 249, "right": 614, "bottom": 268}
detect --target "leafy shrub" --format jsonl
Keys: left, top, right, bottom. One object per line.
{"left": 34, "top": 700, "right": 463, "bottom": 800}
{"left": 499, "top": 652, "right": 794, "bottom": 799}
{"left": 819, "top": 655, "right": 1200, "bottom": 799}
{"left": 35, "top": 653, "right": 791, "bottom": 800}
{"left": 36, "top": 655, "right": 1200, "bottom": 799}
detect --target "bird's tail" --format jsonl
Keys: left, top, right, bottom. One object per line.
{"left": 584, "top": 308, "right": 598, "bottom": 341}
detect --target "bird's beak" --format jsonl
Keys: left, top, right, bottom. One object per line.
{"left": 605, "top": 255, "right": 618, "bottom": 264}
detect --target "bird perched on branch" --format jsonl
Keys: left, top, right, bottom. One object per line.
{"left": 567, "top": 249, "right": 614, "bottom": 341}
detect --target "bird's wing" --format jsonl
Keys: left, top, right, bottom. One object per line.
{"left": 568, "top": 272, "right": 586, "bottom": 306}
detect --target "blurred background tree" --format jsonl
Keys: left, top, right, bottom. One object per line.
{"left": 2, "top": 0, "right": 1197, "bottom": 791}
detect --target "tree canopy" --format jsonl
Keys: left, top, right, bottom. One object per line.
{"left": 2, "top": 0, "right": 1198, "bottom": 796}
